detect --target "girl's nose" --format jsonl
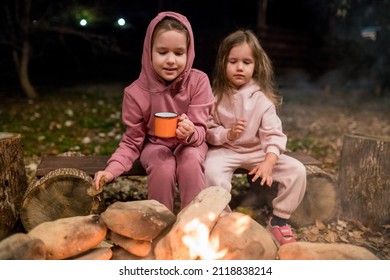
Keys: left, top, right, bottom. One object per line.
{"left": 166, "top": 53, "right": 175, "bottom": 63}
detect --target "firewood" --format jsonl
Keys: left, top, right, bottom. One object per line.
{"left": 101, "top": 200, "right": 176, "bottom": 241}
{"left": 28, "top": 214, "right": 107, "bottom": 260}
{"left": 69, "top": 247, "right": 113, "bottom": 260}
{"left": 0, "top": 233, "right": 46, "bottom": 260}
{"left": 278, "top": 241, "right": 379, "bottom": 260}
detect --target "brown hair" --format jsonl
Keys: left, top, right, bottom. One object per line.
{"left": 212, "top": 29, "right": 282, "bottom": 107}
{"left": 152, "top": 17, "right": 190, "bottom": 48}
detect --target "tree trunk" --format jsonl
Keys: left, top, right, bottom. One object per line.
{"left": 20, "top": 167, "right": 104, "bottom": 232}
{"left": 13, "top": 40, "right": 39, "bottom": 99}
{"left": 338, "top": 133, "right": 390, "bottom": 230}
{"left": 257, "top": 0, "right": 268, "bottom": 29}
{"left": 0, "top": 132, "right": 28, "bottom": 240}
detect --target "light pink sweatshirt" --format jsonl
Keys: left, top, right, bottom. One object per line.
{"left": 106, "top": 12, "right": 214, "bottom": 179}
{"left": 206, "top": 79, "right": 287, "bottom": 156}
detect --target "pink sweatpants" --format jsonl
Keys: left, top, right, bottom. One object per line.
{"left": 140, "top": 142, "right": 208, "bottom": 212}
{"left": 204, "top": 148, "right": 307, "bottom": 219}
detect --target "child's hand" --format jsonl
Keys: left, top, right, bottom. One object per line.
{"left": 248, "top": 153, "right": 278, "bottom": 187}
{"left": 227, "top": 119, "right": 247, "bottom": 140}
{"left": 94, "top": 171, "right": 114, "bottom": 190}
{"left": 176, "top": 113, "right": 195, "bottom": 140}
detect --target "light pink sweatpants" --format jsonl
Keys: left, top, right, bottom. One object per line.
{"left": 204, "top": 148, "right": 306, "bottom": 219}
{"left": 140, "top": 142, "right": 208, "bottom": 212}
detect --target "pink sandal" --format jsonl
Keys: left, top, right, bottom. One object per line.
{"left": 266, "top": 222, "right": 296, "bottom": 247}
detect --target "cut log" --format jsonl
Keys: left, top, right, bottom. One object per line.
{"left": 338, "top": 133, "right": 390, "bottom": 229}
{"left": 0, "top": 132, "right": 28, "bottom": 240}
{"left": 290, "top": 165, "right": 338, "bottom": 226}
{"left": 20, "top": 168, "right": 104, "bottom": 231}
{"left": 237, "top": 164, "right": 338, "bottom": 227}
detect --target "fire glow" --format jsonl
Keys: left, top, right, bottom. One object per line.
{"left": 182, "top": 218, "right": 228, "bottom": 260}
{"left": 181, "top": 213, "right": 253, "bottom": 260}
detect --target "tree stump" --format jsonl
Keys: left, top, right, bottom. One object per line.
{"left": 237, "top": 164, "right": 338, "bottom": 227}
{"left": 20, "top": 168, "right": 104, "bottom": 231}
{"left": 0, "top": 132, "right": 28, "bottom": 240}
{"left": 338, "top": 133, "right": 390, "bottom": 229}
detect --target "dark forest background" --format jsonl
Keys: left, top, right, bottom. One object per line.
{"left": 1, "top": 0, "right": 389, "bottom": 98}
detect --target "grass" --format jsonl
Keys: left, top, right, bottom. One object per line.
{"left": 2, "top": 84, "right": 323, "bottom": 158}
{"left": 1, "top": 85, "right": 124, "bottom": 157}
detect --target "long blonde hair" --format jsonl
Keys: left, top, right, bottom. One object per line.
{"left": 212, "top": 29, "right": 282, "bottom": 107}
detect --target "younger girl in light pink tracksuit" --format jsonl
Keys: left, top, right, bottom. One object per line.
{"left": 94, "top": 12, "right": 214, "bottom": 212}
{"left": 205, "top": 30, "right": 306, "bottom": 246}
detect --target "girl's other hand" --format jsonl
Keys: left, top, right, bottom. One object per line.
{"left": 177, "top": 113, "right": 195, "bottom": 140}
{"left": 227, "top": 119, "right": 247, "bottom": 140}
{"left": 248, "top": 152, "right": 277, "bottom": 187}
{"left": 94, "top": 171, "right": 114, "bottom": 190}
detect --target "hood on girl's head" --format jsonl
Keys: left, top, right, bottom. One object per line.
{"left": 137, "top": 11, "right": 195, "bottom": 92}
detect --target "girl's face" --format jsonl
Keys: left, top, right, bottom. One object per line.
{"left": 152, "top": 29, "right": 188, "bottom": 82}
{"left": 226, "top": 42, "right": 255, "bottom": 90}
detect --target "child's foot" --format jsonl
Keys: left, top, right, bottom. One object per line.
{"left": 266, "top": 216, "right": 296, "bottom": 247}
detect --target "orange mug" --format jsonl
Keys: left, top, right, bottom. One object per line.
{"left": 154, "top": 112, "right": 179, "bottom": 138}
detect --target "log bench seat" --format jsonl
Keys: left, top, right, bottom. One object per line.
{"left": 35, "top": 151, "right": 321, "bottom": 178}
{"left": 22, "top": 151, "right": 337, "bottom": 231}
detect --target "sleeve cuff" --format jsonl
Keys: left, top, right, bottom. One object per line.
{"left": 105, "top": 161, "right": 126, "bottom": 179}
{"left": 266, "top": 146, "right": 281, "bottom": 157}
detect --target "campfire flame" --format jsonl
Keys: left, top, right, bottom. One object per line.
{"left": 182, "top": 218, "right": 228, "bottom": 260}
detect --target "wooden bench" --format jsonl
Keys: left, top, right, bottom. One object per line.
{"left": 24, "top": 151, "right": 337, "bottom": 230}
{"left": 35, "top": 151, "right": 321, "bottom": 178}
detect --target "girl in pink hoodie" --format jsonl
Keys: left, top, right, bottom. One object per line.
{"left": 205, "top": 30, "right": 306, "bottom": 246}
{"left": 94, "top": 12, "right": 214, "bottom": 212}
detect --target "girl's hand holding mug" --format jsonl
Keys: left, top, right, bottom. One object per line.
{"left": 176, "top": 113, "right": 195, "bottom": 140}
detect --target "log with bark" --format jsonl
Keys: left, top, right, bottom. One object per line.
{"left": 240, "top": 163, "right": 338, "bottom": 227}
{"left": 338, "top": 133, "right": 390, "bottom": 229}
{"left": 0, "top": 132, "right": 28, "bottom": 240}
{"left": 290, "top": 164, "right": 338, "bottom": 226}
{"left": 232, "top": 158, "right": 338, "bottom": 227}
{"left": 20, "top": 168, "right": 104, "bottom": 231}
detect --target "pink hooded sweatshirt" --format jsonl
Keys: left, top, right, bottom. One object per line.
{"left": 105, "top": 11, "right": 214, "bottom": 179}
{"left": 206, "top": 79, "right": 287, "bottom": 156}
